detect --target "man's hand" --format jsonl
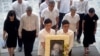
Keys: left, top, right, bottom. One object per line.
{"left": 36, "top": 33, "right": 38, "bottom": 37}
{"left": 41, "top": 42, "right": 45, "bottom": 49}
{"left": 94, "top": 30, "right": 96, "bottom": 34}
{"left": 19, "top": 34, "right": 22, "bottom": 39}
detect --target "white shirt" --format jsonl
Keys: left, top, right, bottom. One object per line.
{"left": 57, "top": 0, "right": 71, "bottom": 13}
{"left": 38, "top": 29, "right": 55, "bottom": 55}
{"left": 73, "top": 0, "right": 88, "bottom": 14}
{"left": 39, "top": 1, "right": 58, "bottom": 14}
{"left": 12, "top": 1, "right": 29, "bottom": 20}
{"left": 39, "top": 29, "right": 55, "bottom": 42}
{"left": 57, "top": 29, "right": 74, "bottom": 52}
{"left": 39, "top": 1, "right": 48, "bottom": 14}
{"left": 63, "top": 13, "right": 80, "bottom": 32}
{"left": 41, "top": 7, "right": 59, "bottom": 26}
{"left": 18, "top": 13, "right": 39, "bottom": 37}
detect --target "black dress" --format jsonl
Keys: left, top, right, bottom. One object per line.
{"left": 4, "top": 20, "right": 19, "bottom": 48}
{"left": 83, "top": 14, "right": 98, "bottom": 47}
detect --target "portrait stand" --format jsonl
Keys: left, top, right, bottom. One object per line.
{"left": 45, "top": 35, "right": 69, "bottom": 56}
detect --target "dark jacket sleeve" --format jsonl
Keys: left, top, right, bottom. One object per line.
{"left": 3, "top": 21, "right": 8, "bottom": 32}
{"left": 94, "top": 14, "right": 99, "bottom": 20}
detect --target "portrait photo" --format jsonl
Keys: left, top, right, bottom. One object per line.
{"left": 45, "top": 35, "right": 69, "bottom": 56}
{"left": 50, "top": 40, "right": 64, "bottom": 56}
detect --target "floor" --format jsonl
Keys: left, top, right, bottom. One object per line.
{"left": 0, "top": 0, "right": 100, "bottom": 55}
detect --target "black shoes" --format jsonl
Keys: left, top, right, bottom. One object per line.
{"left": 2, "top": 44, "right": 7, "bottom": 49}
{"left": 13, "top": 54, "right": 15, "bottom": 56}
{"left": 18, "top": 47, "right": 22, "bottom": 52}
{"left": 77, "top": 40, "right": 81, "bottom": 44}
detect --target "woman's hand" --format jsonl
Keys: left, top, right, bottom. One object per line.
{"left": 94, "top": 30, "right": 96, "bottom": 34}
{"left": 19, "top": 34, "right": 22, "bottom": 39}
{"left": 3, "top": 31, "right": 7, "bottom": 40}
{"left": 3, "top": 35, "right": 6, "bottom": 40}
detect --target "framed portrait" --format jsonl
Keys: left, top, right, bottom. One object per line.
{"left": 45, "top": 35, "right": 69, "bottom": 56}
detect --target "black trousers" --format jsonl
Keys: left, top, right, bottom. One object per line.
{"left": 12, "top": 0, "right": 16, "bottom": 2}
{"left": 69, "top": 50, "right": 72, "bottom": 56}
{"left": 58, "top": 13, "right": 66, "bottom": 29}
{"left": 41, "top": 0, "right": 45, "bottom": 3}
{"left": 83, "top": 42, "right": 90, "bottom": 47}
{"left": 77, "top": 14, "right": 85, "bottom": 40}
{"left": 17, "top": 20, "right": 23, "bottom": 48}
{"left": 18, "top": 36, "right": 23, "bottom": 48}
{"left": 22, "top": 29, "right": 36, "bottom": 56}
{"left": 52, "top": 25, "right": 57, "bottom": 30}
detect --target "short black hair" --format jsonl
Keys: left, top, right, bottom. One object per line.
{"left": 89, "top": 8, "right": 95, "bottom": 13}
{"left": 44, "top": 18, "right": 52, "bottom": 24}
{"left": 62, "top": 20, "right": 69, "bottom": 25}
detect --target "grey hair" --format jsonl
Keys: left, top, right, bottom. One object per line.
{"left": 26, "top": 6, "right": 32, "bottom": 11}
{"left": 70, "top": 6, "right": 77, "bottom": 11}
{"left": 48, "top": 0, "right": 55, "bottom": 5}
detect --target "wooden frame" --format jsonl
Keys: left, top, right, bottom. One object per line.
{"left": 45, "top": 35, "right": 69, "bottom": 56}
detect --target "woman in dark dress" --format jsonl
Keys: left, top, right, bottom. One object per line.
{"left": 3, "top": 10, "right": 19, "bottom": 56}
{"left": 83, "top": 8, "right": 99, "bottom": 56}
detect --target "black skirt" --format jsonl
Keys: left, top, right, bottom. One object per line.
{"left": 6, "top": 34, "right": 17, "bottom": 48}
{"left": 83, "top": 32, "right": 95, "bottom": 47}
